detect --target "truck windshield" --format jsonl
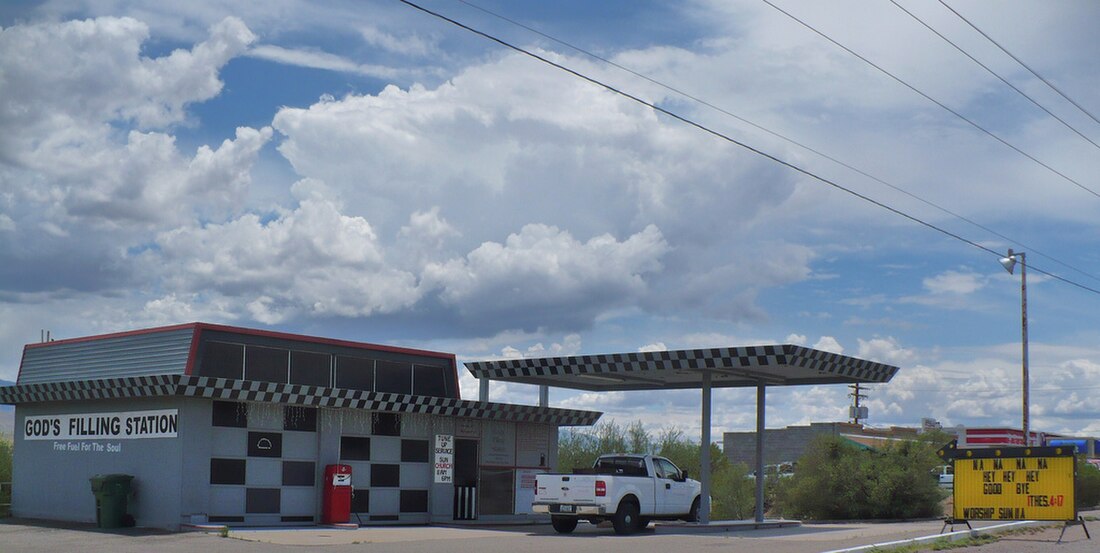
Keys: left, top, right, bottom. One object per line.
{"left": 594, "top": 457, "right": 648, "bottom": 477}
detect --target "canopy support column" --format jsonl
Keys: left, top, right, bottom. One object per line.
{"left": 700, "top": 370, "right": 712, "bottom": 524}
{"left": 479, "top": 377, "right": 489, "bottom": 402}
{"left": 538, "top": 384, "right": 549, "bottom": 407}
{"left": 755, "top": 383, "right": 766, "bottom": 523}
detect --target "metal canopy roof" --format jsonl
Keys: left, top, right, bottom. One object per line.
{"left": 464, "top": 344, "right": 899, "bottom": 391}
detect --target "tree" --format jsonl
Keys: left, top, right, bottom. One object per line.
{"left": 1076, "top": 459, "right": 1100, "bottom": 509}
{"left": 775, "top": 435, "right": 944, "bottom": 520}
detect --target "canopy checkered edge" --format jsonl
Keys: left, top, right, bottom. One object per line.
{"left": 0, "top": 374, "right": 601, "bottom": 426}
{"left": 465, "top": 344, "right": 900, "bottom": 391}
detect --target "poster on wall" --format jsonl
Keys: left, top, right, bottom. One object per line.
{"left": 515, "top": 468, "right": 547, "bottom": 514}
{"left": 481, "top": 421, "right": 515, "bottom": 466}
{"left": 434, "top": 434, "right": 454, "bottom": 484}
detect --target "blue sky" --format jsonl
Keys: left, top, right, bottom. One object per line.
{"left": 3, "top": 0, "right": 1100, "bottom": 439}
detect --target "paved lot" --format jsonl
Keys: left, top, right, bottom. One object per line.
{"left": 0, "top": 516, "right": 1094, "bottom": 553}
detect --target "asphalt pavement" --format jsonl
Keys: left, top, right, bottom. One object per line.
{"left": 0, "top": 515, "right": 1094, "bottom": 553}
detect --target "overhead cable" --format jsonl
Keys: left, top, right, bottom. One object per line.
{"left": 939, "top": 0, "right": 1100, "bottom": 127}
{"left": 397, "top": 0, "right": 1100, "bottom": 297}
{"left": 760, "top": 0, "right": 1100, "bottom": 201}
{"left": 454, "top": 0, "right": 1100, "bottom": 286}
{"left": 890, "top": 0, "right": 1100, "bottom": 151}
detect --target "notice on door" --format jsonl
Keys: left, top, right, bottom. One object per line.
{"left": 435, "top": 434, "right": 454, "bottom": 484}
{"left": 24, "top": 409, "right": 179, "bottom": 440}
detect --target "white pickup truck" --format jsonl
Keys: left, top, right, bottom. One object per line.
{"left": 532, "top": 454, "right": 702, "bottom": 535}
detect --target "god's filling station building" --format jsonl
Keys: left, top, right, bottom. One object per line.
{"left": 0, "top": 323, "right": 600, "bottom": 529}
{"left": 0, "top": 322, "right": 900, "bottom": 529}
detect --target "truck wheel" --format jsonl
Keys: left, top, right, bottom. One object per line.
{"left": 612, "top": 501, "right": 640, "bottom": 535}
{"left": 684, "top": 497, "right": 700, "bottom": 522}
{"left": 551, "top": 516, "right": 578, "bottom": 534}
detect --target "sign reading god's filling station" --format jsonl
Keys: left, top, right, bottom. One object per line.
{"left": 940, "top": 441, "right": 1076, "bottom": 522}
{"left": 24, "top": 409, "right": 179, "bottom": 440}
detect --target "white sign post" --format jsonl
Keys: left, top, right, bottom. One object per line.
{"left": 434, "top": 434, "right": 454, "bottom": 484}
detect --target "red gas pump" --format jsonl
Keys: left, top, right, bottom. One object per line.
{"left": 322, "top": 464, "right": 353, "bottom": 524}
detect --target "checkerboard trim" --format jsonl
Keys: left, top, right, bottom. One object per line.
{"left": 464, "top": 344, "right": 899, "bottom": 385}
{"left": 0, "top": 374, "right": 601, "bottom": 426}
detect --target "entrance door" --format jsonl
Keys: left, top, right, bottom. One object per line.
{"left": 453, "top": 439, "right": 479, "bottom": 520}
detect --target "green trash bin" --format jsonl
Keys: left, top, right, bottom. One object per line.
{"left": 89, "top": 474, "right": 133, "bottom": 529}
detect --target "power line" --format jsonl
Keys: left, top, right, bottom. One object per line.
{"left": 939, "top": 0, "right": 1100, "bottom": 128}
{"left": 396, "top": 0, "right": 1100, "bottom": 298}
{"left": 890, "top": 0, "right": 1100, "bottom": 152}
{"left": 760, "top": 0, "right": 1100, "bottom": 201}
{"left": 453, "top": 0, "right": 1100, "bottom": 286}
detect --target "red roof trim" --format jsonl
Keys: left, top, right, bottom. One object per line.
{"left": 21, "top": 321, "right": 454, "bottom": 361}
{"left": 183, "top": 325, "right": 203, "bottom": 376}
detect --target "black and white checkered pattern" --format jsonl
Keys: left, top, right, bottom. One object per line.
{"left": 464, "top": 344, "right": 898, "bottom": 386}
{"left": 0, "top": 375, "right": 177, "bottom": 403}
{"left": 0, "top": 374, "right": 601, "bottom": 426}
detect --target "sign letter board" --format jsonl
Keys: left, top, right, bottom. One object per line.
{"left": 939, "top": 441, "right": 1076, "bottom": 522}
{"left": 434, "top": 434, "right": 454, "bottom": 484}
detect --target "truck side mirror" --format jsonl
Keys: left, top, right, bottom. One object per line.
{"left": 680, "top": 470, "right": 689, "bottom": 481}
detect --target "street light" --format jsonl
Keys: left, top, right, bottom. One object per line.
{"left": 999, "top": 249, "right": 1029, "bottom": 446}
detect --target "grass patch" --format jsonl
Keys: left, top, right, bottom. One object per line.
{"left": 869, "top": 532, "right": 1002, "bottom": 552}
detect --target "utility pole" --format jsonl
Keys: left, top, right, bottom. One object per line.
{"left": 849, "top": 383, "right": 868, "bottom": 425}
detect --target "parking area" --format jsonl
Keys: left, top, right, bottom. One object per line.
{"left": 1, "top": 516, "right": 1092, "bottom": 553}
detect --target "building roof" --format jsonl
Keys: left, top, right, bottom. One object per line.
{"left": 465, "top": 344, "right": 899, "bottom": 391}
{"left": 17, "top": 322, "right": 456, "bottom": 385}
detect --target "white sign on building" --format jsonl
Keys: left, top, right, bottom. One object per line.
{"left": 434, "top": 433, "right": 454, "bottom": 484}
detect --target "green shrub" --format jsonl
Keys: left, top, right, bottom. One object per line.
{"left": 0, "top": 435, "right": 11, "bottom": 517}
{"left": 1076, "top": 459, "right": 1100, "bottom": 509}
{"left": 775, "top": 435, "right": 944, "bottom": 520}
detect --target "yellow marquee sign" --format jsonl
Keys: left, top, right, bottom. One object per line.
{"left": 940, "top": 442, "right": 1076, "bottom": 522}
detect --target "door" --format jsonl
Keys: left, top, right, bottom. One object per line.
{"left": 453, "top": 439, "right": 478, "bottom": 520}
{"left": 654, "top": 458, "right": 694, "bottom": 515}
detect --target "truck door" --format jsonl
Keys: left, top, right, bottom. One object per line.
{"left": 654, "top": 458, "right": 693, "bottom": 515}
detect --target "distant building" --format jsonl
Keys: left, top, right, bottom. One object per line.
{"left": 723, "top": 422, "right": 1098, "bottom": 468}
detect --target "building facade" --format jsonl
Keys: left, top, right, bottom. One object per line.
{"left": 0, "top": 323, "right": 600, "bottom": 529}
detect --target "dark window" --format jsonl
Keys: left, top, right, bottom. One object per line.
{"left": 245, "top": 346, "right": 289, "bottom": 383}
{"left": 210, "top": 458, "right": 246, "bottom": 485}
{"left": 412, "top": 365, "right": 448, "bottom": 397}
{"left": 212, "top": 401, "right": 247, "bottom": 428}
{"left": 335, "top": 356, "right": 373, "bottom": 391}
{"left": 375, "top": 360, "right": 411, "bottom": 394}
{"left": 400, "top": 490, "right": 429, "bottom": 513}
{"left": 372, "top": 413, "right": 400, "bottom": 436}
{"left": 290, "top": 351, "right": 330, "bottom": 387}
{"left": 370, "top": 464, "right": 400, "bottom": 487}
{"left": 351, "top": 489, "right": 369, "bottom": 513}
{"left": 201, "top": 342, "right": 244, "bottom": 379}
{"left": 370, "top": 515, "right": 399, "bottom": 521}
{"left": 282, "top": 461, "right": 315, "bottom": 486}
{"left": 208, "top": 515, "right": 244, "bottom": 523}
{"left": 245, "top": 488, "right": 280, "bottom": 514}
{"left": 478, "top": 468, "right": 515, "bottom": 515}
{"left": 283, "top": 406, "right": 317, "bottom": 432}
{"left": 401, "top": 440, "right": 429, "bottom": 463}
{"left": 248, "top": 432, "right": 282, "bottom": 458}
{"left": 340, "top": 437, "right": 371, "bottom": 461}
{"left": 281, "top": 515, "right": 314, "bottom": 523}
